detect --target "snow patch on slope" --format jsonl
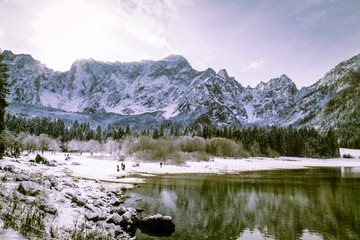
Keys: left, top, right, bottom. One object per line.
{"left": 162, "top": 103, "right": 178, "bottom": 119}
{"left": 243, "top": 103, "right": 259, "bottom": 124}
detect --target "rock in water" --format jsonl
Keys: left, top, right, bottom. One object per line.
{"left": 139, "top": 214, "right": 175, "bottom": 237}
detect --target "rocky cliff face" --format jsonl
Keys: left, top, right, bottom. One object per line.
{"left": 3, "top": 50, "right": 360, "bottom": 130}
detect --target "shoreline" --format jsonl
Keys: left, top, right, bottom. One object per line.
{"left": 4, "top": 148, "right": 360, "bottom": 184}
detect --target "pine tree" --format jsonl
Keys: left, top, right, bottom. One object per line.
{"left": 95, "top": 125, "right": 102, "bottom": 143}
{"left": 326, "top": 127, "right": 340, "bottom": 158}
{"left": 294, "top": 134, "right": 305, "bottom": 157}
{"left": 152, "top": 128, "right": 160, "bottom": 139}
{"left": 125, "top": 125, "right": 131, "bottom": 136}
{"left": 174, "top": 126, "right": 180, "bottom": 137}
{"left": 159, "top": 125, "right": 165, "bottom": 138}
{"left": 170, "top": 125, "right": 174, "bottom": 136}
{"left": 117, "top": 127, "right": 125, "bottom": 139}
{"left": 0, "top": 49, "right": 10, "bottom": 158}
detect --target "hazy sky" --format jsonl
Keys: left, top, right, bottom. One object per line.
{"left": 1, "top": 0, "right": 360, "bottom": 88}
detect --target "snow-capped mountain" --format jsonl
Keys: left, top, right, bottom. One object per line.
{"left": 3, "top": 50, "right": 360, "bottom": 130}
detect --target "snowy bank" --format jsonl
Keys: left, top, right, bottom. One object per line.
{"left": 15, "top": 149, "right": 360, "bottom": 182}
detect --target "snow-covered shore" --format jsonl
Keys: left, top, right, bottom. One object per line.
{"left": 13, "top": 148, "right": 358, "bottom": 183}
{"left": 1, "top": 148, "right": 359, "bottom": 193}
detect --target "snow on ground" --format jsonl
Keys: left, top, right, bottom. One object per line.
{"left": 1, "top": 148, "right": 358, "bottom": 188}
{"left": 0, "top": 152, "right": 138, "bottom": 239}
{"left": 9, "top": 149, "right": 359, "bottom": 184}
{"left": 125, "top": 150, "right": 360, "bottom": 176}
{"left": 341, "top": 148, "right": 360, "bottom": 158}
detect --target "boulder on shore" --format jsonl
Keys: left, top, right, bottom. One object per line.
{"left": 106, "top": 213, "right": 123, "bottom": 225}
{"left": 18, "top": 181, "right": 41, "bottom": 196}
{"left": 4, "top": 164, "right": 16, "bottom": 173}
{"left": 72, "top": 195, "right": 87, "bottom": 206}
{"left": 35, "top": 154, "right": 48, "bottom": 165}
{"left": 85, "top": 212, "right": 105, "bottom": 222}
{"left": 15, "top": 174, "right": 30, "bottom": 182}
{"left": 138, "top": 214, "right": 175, "bottom": 237}
{"left": 39, "top": 202, "right": 58, "bottom": 215}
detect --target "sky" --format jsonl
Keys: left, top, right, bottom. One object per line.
{"left": 1, "top": 0, "right": 360, "bottom": 88}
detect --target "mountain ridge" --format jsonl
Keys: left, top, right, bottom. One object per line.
{"left": 3, "top": 50, "right": 360, "bottom": 131}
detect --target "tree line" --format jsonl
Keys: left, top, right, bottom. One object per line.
{"left": 4, "top": 113, "right": 340, "bottom": 158}
{"left": 199, "top": 125, "right": 340, "bottom": 158}
{"left": 336, "top": 123, "right": 360, "bottom": 149}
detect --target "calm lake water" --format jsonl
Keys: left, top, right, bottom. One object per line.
{"left": 125, "top": 167, "right": 360, "bottom": 240}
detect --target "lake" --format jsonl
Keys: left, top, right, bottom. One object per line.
{"left": 125, "top": 167, "right": 360, "bottom": 240}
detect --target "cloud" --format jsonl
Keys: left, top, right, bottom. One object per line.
{"left": 242, "top": 60, "right": 265, "bottom": 72}
{"left": 0, "top": 0, "right": 192, "bottom": 70}
{"left": 0, "top": 0, "right": 38, "bottom": 51}
{"left": 98, "top": 0, "right": 179, "bottom": 49}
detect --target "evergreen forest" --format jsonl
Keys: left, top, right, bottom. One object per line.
{"left": 4, "top": 114, "right": 340, "bottom": 159}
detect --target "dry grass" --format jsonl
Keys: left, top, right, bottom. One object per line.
{"left": 125, "top": 136, "right": 252, "bottom": 164}
{"left": 0, "top": 191, "right": 47, "bottom": 239}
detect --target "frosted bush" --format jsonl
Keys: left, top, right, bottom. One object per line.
{"left": 206, "top": 138, "right": 249, "bottom": 158}
{"left": 66, "top": 140, "right": 84, "bottom": 152}
{"left": 103, "top": 139, "right": 121, "bottom": 155}
{"left": 21, "top": 134, "right": 39, "bottom": 153}
{"left": 177, "top": 136, "right": 206, "bottom": 153}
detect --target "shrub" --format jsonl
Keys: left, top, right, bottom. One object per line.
{"left": 1, "top": 190, "right": 47, "bottom": 239}
{"left": 263, "top": 145, "right": 280, "bottom": 158}
{"left": 343, "top": 153, "right": 354, "bottom": 159}
{"left": 249, "top": 142, "right": 261, "bottom": 157}
{"left": 66, "top": 139, "right": 102, "bottom": 153}
{"left": 206, "top": 138, "right": 249, "bottom": 158}
{"left": 21, "top": 134, "right": 39, "bottom": 153}
{"left": 67, "top": 140, "right": 85, "bottom": 152}
{"left": 125, "top": 136, "right": 253, "bottom": 164}
{"left": 193, "top": 151, "right": 210, "bottom": 161}
{"left": 177, "top": 136, "right": 206, "bottom": 153}
{"left": 103, "top": 139, "right": 121, "bottom": 155}
{"left": 126, "top": 136, "right": 182, "bottom": 163}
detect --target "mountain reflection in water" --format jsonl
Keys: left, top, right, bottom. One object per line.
{"left": 125, "top": 167, "right": 360, "bottom": 240}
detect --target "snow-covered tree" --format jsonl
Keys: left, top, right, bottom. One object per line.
{"left": 103, "top": 139, "right": 120, "bottom": 155}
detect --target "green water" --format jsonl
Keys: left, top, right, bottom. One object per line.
{"left": 125, "top": 167, "right": 360, "bottom": 240}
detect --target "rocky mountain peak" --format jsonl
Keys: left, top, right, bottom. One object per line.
{"left": 161, "top": 54, "right": 192, "bottom": 71}
{"left": 70, "top": 58, "right": 96, "bottom": 68}
{"left": 279, "top": 74, "right": 292, "bottom": 83}
{"left": 218, "top": 69, "right": 229, "bottom": 79}
{"left": 2, "top": 49, "right": 16, "bottom": 61}
{"left": 318, "top": 54, "right": 360, "bottom": 88}
{"left": 201, "top": 68, "right": 217, "bottom": 79}
{"left": 163, "top": 54, "right": 187, "bottom": 62}
{"left": 255, "top": 74, "right": 297, "bottom": 93}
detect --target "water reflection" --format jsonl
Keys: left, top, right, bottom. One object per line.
{"left": 341, "top": 167, "right": 360, "bottom": 178}
{"left": 126, "top": 168, "right": 360, "bottom": 240}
